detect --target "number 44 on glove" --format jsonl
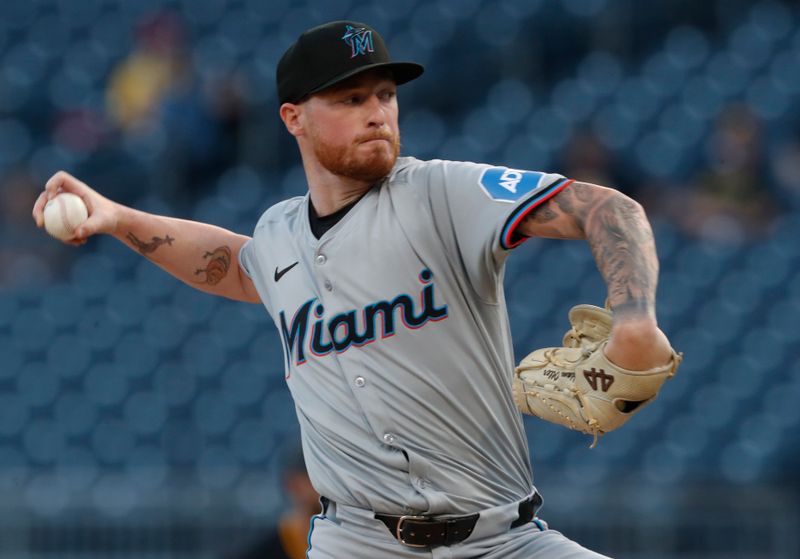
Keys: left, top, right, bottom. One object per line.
{"left": 513, "top": 303, "right": 683, "bottom": 448}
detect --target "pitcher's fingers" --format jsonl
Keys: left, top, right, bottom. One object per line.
{"left": 32, "top": 191, "right": 49, "bottom": 227}
{"left": 73, "top": 212, "right": 107, "bottom": 240}
{"left": 44, "top": 171, "right": 78, "bottom": 200}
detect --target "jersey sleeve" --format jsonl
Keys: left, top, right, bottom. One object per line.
{"left": 236, "top": 226, "right": 274, "bottom": 315}
{"left": 238, "top": 239, "right": 255, "bottom": 279}
{"left": 407, "top": 159, "right": 572, "bottom": 299}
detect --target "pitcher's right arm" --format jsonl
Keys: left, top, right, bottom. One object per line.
{"left": 32, "top": 171, "right": 261, "bottom": 304}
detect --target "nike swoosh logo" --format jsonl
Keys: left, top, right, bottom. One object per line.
{"left": 274, "top": 261, "right": 299, "bottom": 282}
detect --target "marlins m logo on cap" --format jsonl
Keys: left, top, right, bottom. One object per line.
{"left": 342, "top": 25, "right": 374, "bottom": 58}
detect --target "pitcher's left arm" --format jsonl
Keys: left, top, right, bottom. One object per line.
{"left": 517, "top": 181, "right": 672, "bottom": 370}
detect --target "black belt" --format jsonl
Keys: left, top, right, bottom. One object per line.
{"left": 374, "top": 493, "right": 541, "bottom": 548}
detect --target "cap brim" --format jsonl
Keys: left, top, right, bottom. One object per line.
{"left": 306, "top": 62, "right": 424, "bottom": 98}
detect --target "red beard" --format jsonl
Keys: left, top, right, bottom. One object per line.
{"left": 311, "top": 129, "right": 401, "bottom": 182}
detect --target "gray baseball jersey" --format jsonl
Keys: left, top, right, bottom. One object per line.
{"left": 239, "top": 156, "right": 571, "bottom": 516}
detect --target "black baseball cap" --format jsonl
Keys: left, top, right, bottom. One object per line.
{"left": 277, "top": 20, "right": 424, "bottom": 105}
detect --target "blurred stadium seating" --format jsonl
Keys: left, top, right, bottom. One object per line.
{"left": 2, "top": 0, "right": 800, "bottom": 557}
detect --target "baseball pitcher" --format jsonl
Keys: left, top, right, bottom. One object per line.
{"left": 33, "top": 21, "right": 681, "bottom": 559}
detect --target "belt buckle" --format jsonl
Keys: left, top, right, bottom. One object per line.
{"left": 396, "top": 515, "right": 431, "bottom": 548}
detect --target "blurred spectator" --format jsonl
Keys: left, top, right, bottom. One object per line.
{"left": 771, "top": 133, "right": 800, "bottom": 210}
{"left": 669, "top": 104, "right": 779, "bottom": 243}
{"left": 105, "top": 11, "right": 188, "bottom": 133}
{"left": 158, "top": 68, "right": 249, "bottom": 206}
{"left": 226, "top": 445, "right": 319, "bottom": 559}
{"left": 559, "top": 128, "right": 637, "bottom": 198}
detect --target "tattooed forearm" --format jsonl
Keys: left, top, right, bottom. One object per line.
{"left": 522, "top": 182, "right": 658, "bottom": 318}
{"left": 584, "top": 194, "right": 658, "bottom": 318}
{"left": 194, "top": 246, "right": 232, "bottom": 286}
{"left": 127, "top": 232, "right": 175, "bottom": 254}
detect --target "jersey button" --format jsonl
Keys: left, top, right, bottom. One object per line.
{"left": 383, "top": 433, "right": 396, "bottom": 445}
{"left": 315, "top": 254, "right": 326, "bottom": 265}
{"left": 324, "top": 280, "right": 333, "bottom": 291}
{"left": 354, "top": 376, "right": 366, "bottom": 387}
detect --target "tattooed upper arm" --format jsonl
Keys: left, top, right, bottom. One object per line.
{"left": 517, "top": 181, "right": 659, "bottom": 318}
{"left": 517, "top": 181, "right": 616, "bottom": 240}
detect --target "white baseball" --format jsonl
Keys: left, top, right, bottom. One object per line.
{"left": 43, "top": 192, "right": 89, "bottom": 241}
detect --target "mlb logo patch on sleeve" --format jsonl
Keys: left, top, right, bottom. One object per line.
{"left": 478, "top": 167, "right": 545, "bottom": 203}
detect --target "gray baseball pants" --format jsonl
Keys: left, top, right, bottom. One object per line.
{"left": 306, "top": 497, "right": 612, "bottom": 558}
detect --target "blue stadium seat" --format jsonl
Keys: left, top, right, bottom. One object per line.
{"left": 192, "top": 34, "right": 238, "bottom": 81}
{"left": 641, "top": 51, "right": 689, "bottom": 98}
{"left": 106, "top": 281, "right": 150, "bottom": 327}
{"left": 641, "top": 441, "right": 687, "bottom": 484}
{"left": 24, "top": 474, "right": 72, "bottom": 516}
{"left": 182, "top": 331, "right": 227, "bottom": 378}
{"left": 196, "top": 445, "right": 242, "bottom": 489}
{"left": 153, "top": 361, "right": 198, "bottom": 407}
{"left": 665, "top": 413, "right": 709, "bottom": 459}
{"left": 54, "top": 445, "right": 99, "bottom": 491}
{"left": 125, "top": 444, "right": 168, "bottom": 490}
{"left": 23, "top": 418, "right": 65, "bottom": 465}
{"left": 135, "top": 260, "right": 179, "bottom": 300}
{"left": 562, "top": 444, "right": 613, "bottom": 486}
{"left": 70, "top": 254, "right": 116, "bottom": 299}
{"left": 54, "top": 391, "right": 98, "bottom": 437}
{"left": 770, "top": 50, "right": 800, "bottom": 95}
{"left": 91, "top": 420, "right": 135, "bottom": 465}
{"left": 665, "top": 25, "right": 710, "bottom": 70}
{"left": 0, "top": 393, "right": 28, "bottom": 437}
{"left": 487, "top": 79, "right": 534, "bottom": 125}
{"left": 114, "top": 331, "right": 159, "bottom": 379}
{"left": 400, "top": 109, "right": 446, "bottom": 158}
{"left": 234, "top": 470, "right": 283, "bottom": 516}
{"left": 84, "top": 362, "right": 129, "bottom": 407}
{"left": 0, "top": 335, "right": 23, "bottom": 383}
{"left": 657, "top": 102, "right": 706, "bottom": 150}
{"left": 578, "top": 51, "right": 622, "bottom": 97}
{"left": 221, "top": 360, "right": 269, "bottom": 408}
{"left": 260, "top": 387, "right": 297, "bottom": 436}
{"left": 728, "top": 21, "right": 774, "bottom": 71}
{"left": 77, "top": 306, "right": 123, "bottom": 351}
{"left": 752, "top": 76, "right": 795, "bottom": 122}
{"left": 16, "top": 361, "right": 59, "bottom": 408}
{"left": 462, "top": 107, "right": 509, "bottom": 154}
{"left": 209, "top": 304, "right": 258, "bottom": 351}
{"left": 88, "top": 11, "right": 133, "bottom": 59}
{"left": 216, "top": 166, "right": 265, "bottom": 214}
{"left": 750, "top": 0, "right": 794, "bottom": 42}
{"left": 691, "top": 382, "right": 738, "bottom": 430}
{"left": 719, "top": 440, "right": 765, "bottom": 484}
{"left": 231, "top": 418, "right": 274, "bottom": 464}
{"left": 0, "top": 2, "right": 37, "bottom": 31}
{"left": 193, "top": 390, "right": 237, "bottom": 436}
{"left": 216, "top": 9, "right": 263, "bottom": 57}
{"left": 0, "top": 445, "right": 28, "bottom": 485}
{"left": 0, "top": 117, "right": 32, "bottom": 167}
{"left": 12, "top": 308, "right": 56, "bottom": 353}
{"left": 40, "top": 284, "right": 85, "bottom": 328}
{"left": 123, "top": 391, "right": 168, "bottom": 436}
{"left": 143, "top": 304, "right": 189, "bottom": 351}
{"left": 592, "top": 104, "right": 639, "bottom": 151}
{"left": 552, "top": 78, "right": 597, "bottom": 123}
{"left": 704, "top": 52, "right": 751, "bottom": 98}
{"left": 182, "top": 0, "right": 227, "bottom": 27}
{"left": 681, "top": 75, "right": 726, "bottom": 122}
{"left": 524, "top": 418, "right": 567, "bottom": 462}
{"left": 89, "top": 473, "right": 139, "bottom": 516}
{"left": 636, "top": 130, "right": 684, "bottom": 178}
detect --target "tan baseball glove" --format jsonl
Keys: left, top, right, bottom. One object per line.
{"left": 513, "top": 303, "right": 682, "bottom": 447}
